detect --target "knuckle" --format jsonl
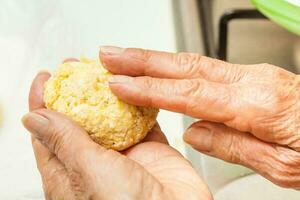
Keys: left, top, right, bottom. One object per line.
{"left": 139, "top": 77, "right": 167, "bottom": 94}
{"left": 174, "top": 53, "right": 202, "bottom": 76}
{"left": 68, "top": 169, "right": 86, "bottom": 194}
{"left": 217, "top": 86, "right": 232, "bottom": 107}
{"left": 268, "top": 75, "right": 298, "bottom": 111}
{"left": 45, "top": 124, "right": 74, "bottom": 156}
{"left": 41, "top": 166, "right": 69, "bottom": 200}
{"left": 179, "top": 79, "right": 203, "bottom": 96}
{"left": 259, "top": 63, "right": 273, "bottom": 69}
{"left": 259, "top": 63, "right": 274, "bottom": 72}
{"left": 256, "top": 63, "right": 278, "bottom": 78}
{"left": 127, "top": 48, "right": 153, "bottom": 63}
{"left": 266, "top": 149, "right": 300, "bottom": 188}
{"left": 272, "top": 65, "right": 296, "bottom": 81}
{"left": 134, "top": 77, "right": 157, "bottom": 107}
{"left": 226, "top": 134, "right": 243, "bottom": 164}
{"left": 181, "top": 80, "right": 204, "bottom": 114}
{"left": 269, "top": 89, "right": 289, "bottom": 110}
{"left": 269, "top": 167, "right": 298, "bottom": 188}
{"left": 224, "top": 64, "right": 244, "bottom": 82}
{"left": 273, "top": 67, "right": 290, "bottom": 79}
{"left": 184, "top": 80, "right": 232, "bottom": 116}
{"left": 139, "top": 76, "right": 154, "bottom": 89}
{"left": 258, "top": 63, "right": 293, "bottom": 80}
{"left": 278, "top": 149, "right": 300, "bottom": 170}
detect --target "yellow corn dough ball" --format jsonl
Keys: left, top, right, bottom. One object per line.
{"left": 44, "top": 57, "right": 158, "bottom": 151}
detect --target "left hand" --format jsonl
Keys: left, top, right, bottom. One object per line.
{"left": 22, "top": 71, "right": 212, "bottom": 200}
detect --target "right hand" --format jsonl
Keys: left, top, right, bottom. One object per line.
{"left": 100, "top": 46, "right": 300, "bottom": 190}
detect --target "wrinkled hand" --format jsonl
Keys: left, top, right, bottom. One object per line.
{"left": 100, "top": 46, "right": 300, "bottom": 190}
{"left": 22, "top": 71, "right": 212, "bottom": 200}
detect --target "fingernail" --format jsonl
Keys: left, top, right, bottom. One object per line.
{"left": 184, "top": 126, "right": 213, "bottom": 152}
{"left": 37, "top": 70, "right": 50, "bottom": 75}
{"left": 108, "top": 75, "right": 133, "bottom": 84}
{"left": 100, "top": 46, "right": 124, "bottom": 55}
{"left": 62, "top": 58, "right": 79, "bottom": 63}
{"left": 22, "top": 112, "right": 49, "bottom": 138}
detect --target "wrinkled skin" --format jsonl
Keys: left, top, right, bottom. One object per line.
{"left": 100, "top": 46, "right": 300, "bottom": 190}
{"left": 22, "top": 71, "right": 212, "bottom": 200}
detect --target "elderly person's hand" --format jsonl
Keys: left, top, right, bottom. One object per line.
{"left": 22, "top": 72, "right": 212, "bottom": 200}
{"left": 100, "top": 46, "right": 300, "bottom": 190}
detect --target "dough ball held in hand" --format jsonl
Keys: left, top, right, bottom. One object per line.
{"left": 44, "top": 57, "right": 158, "bottom": 151}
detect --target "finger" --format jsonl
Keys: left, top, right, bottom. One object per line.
{"left": 33, "top": 138, "right": 74, "bottom": 200}
{"left": 31, "top": 136, "right": 63, "bottom": 174}
{"left": 31, "top": 137, "right": 74, "bottom": 200}
{"left": 62, "top": 58, "right": 79, "bottom": 63}
{"left": 29, "top": 58, "right": 78, "bottom": 111}
{"left": 100, "top": 46, "right": 245, "bottom": 83}
{"left": 183, "top": 121, "right": 300, "bottom": 189}
{"left": 120, "top": 123, "right": 168, "bottom": 157}
{"left": 28, "top": 72, "right": 59, "bottom": 181}
{"left": 142, "top": 123, "right": 168, "bottom": 144}
{"left": 22, "top": 109, "right": 104, "bottom": 169}
{"left": 108, "top": 75, "right": 235, "bottom": 122}
{"left": 29, "top": 71, "right": 51, "bottom": 111}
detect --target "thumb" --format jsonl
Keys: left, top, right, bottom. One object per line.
{"left": 183, "top": 121, "right": 254, "bottom": 164}
{"left": 183, "top": 121, "right": 300, "bottom": 189}
{"left": 22, "top": 109, "right": 103, "bottom": 169}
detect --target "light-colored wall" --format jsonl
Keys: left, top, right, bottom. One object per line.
{"left": 0, "top": 1, "right": 184, "bottom": 198}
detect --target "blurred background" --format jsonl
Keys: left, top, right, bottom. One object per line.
{"left": 0, "top": 0, "right": 299, "bottom": 199}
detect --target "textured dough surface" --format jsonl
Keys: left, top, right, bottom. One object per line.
{"left": 44, "top": 58, "right": 158, "bottom": 151}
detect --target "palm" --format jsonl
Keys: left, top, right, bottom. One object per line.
{"left": 124, "top": 141, "right": 208, "bottom": 199}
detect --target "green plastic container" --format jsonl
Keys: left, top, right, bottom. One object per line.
{"left": 252, "top": 0, "right": 300, "bottom": 36}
